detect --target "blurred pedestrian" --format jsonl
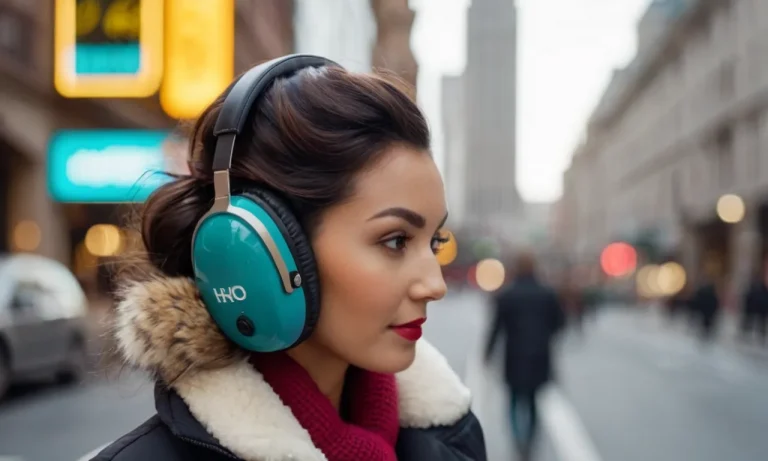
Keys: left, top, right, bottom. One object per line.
{"left": 559, "top": 272, "right": 585, "bottom": 333}
{"left": 740, "top": 258, "right": 768, "bottom": 344}
{"left": 484, "top": 252, "right": 566, "bottom": 460}
{"left": 690, "top": 273, "right": 721, "bottom": 343}
{"left": 666, "top": 281, "right": 691, "bottom": 321}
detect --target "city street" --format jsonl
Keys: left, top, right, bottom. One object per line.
{"left": 3, "top": 292, "right": 768, "bottom": 460}
{"left": 467, "top": 299, "right": 768, "bottom": 461}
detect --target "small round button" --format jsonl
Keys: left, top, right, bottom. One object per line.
{"left": 236, "top": 315, "right": 255, "bottom": 337}
{"left": 290, "top": 271, "right": 302, "bottom": 288}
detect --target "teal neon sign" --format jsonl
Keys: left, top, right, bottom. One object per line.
{"left": 48, "top": 130, "right": 176, "bottom": 203}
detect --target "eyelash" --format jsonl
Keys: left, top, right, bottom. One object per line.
{"left": 381, "top": 233, "right": 450, "bottom": 255}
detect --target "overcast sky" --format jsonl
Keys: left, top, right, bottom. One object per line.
{"left": 411, "top": 0, "right": 651, "bottom": 202}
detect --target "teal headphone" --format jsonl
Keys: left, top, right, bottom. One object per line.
{"left": 191, "top": 55, "right": 339, "bottom": 353}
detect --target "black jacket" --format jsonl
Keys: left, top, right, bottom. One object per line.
{"left": 92, "top": 385, "right": 486, "bottom": 461}
{"left": 485, "top": 276, "right": 565, "bottom": 392}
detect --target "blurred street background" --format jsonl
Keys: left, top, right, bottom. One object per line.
{"left": 3, "top": 0, "right": 768, "bottom": 460}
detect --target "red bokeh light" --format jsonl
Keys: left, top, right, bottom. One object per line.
{"left": 600, "top": 242, "right": 637, "bottom": 277}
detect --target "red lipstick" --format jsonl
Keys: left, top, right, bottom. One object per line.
{"left": 391, "top": 318, "right": 426, "bottom": 342}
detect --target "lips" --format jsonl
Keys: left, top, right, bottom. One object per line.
{"left": 390, "top": 317, "right": 426, "bottom": 342}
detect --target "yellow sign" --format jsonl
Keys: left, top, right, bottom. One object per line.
{"left": 161, "top": 0, "right": 235, "bottom": 120}
{"left": 54, "top": 0, "right": 163, "bottom": 98}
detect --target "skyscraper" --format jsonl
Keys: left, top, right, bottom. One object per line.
{"left": 441, "top": 74, "right": 467, "bottom": 226}
{"left": 463, "top": 0, "right": 520, "bottom": 230}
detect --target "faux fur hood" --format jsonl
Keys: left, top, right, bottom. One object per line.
{"left": 113, "top": 276, "right": 472, "bottom": 461}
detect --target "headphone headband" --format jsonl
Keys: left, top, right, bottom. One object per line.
{"left": 211, "top": 54, "right": 339, "bottom": 173}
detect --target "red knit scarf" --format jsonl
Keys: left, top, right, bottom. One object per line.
{"left": 250, "top": 353, "right": 399, "bottom": 461}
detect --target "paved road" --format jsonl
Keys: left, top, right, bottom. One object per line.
{"left": 0, "top": 372, "right": 154, "bottom": 461}
{"left": 556, "top": 307, "right": 768, "bottom": 461}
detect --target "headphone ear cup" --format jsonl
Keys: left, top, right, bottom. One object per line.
{"left": 192, "top": 189, "right": 321, "bottom": 352}
{"left": 237, "top": 188, "right": 321, "bottom": 343}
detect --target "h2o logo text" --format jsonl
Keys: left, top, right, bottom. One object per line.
{"left": 213, "top": 286, "right": 247, "bottom": 303}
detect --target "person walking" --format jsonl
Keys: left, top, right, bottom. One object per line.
{"left": 484, "top": 253, "right": 565, "bottom": 460}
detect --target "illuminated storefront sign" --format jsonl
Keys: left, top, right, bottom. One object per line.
{"left": 48, "top": 130, "right": 178, "bottom": 203}
{"left": 54, "top": 0, "right": 163, "bottom": 98}
{"left": 160, "top": 0, "right": 234, "bottom": 119}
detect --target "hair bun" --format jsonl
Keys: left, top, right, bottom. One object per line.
{"left": 141, "top": 177, "right": 213, "bottom": 276}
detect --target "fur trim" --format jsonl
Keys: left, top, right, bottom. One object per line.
{"left": 396, "top": 339, "right": 472, "bottom": 428}
{"left": 114, "top": 277, "right": 471, "bottom": 460}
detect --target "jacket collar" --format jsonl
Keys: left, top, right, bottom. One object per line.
{"left": 154, "top": 385, "right": 238, "bottom": 458}
{"left": 114, "top": 276, "right": 471, "bottom": 461}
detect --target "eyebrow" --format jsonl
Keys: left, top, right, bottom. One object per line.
{"left": 368, "top": 207, "right": 449, "bottom": 230}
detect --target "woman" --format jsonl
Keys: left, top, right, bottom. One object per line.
{"left": 93, "top": 57, "right": 486, "bottom": 461}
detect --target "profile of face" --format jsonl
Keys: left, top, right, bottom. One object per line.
{"left": 306, "top": 145, "right": 448, "bottom": 374}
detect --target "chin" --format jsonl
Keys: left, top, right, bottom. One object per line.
{"left": 352, "top": 341, "right": 418, "bottom": 374}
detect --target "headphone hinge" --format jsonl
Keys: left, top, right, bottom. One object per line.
{"left": 212, "top": 170, "right": 231, "bottom": 211}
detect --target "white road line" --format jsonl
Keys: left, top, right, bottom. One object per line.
{"left": 463, "top": 341, "right": 489, "bottom": 419}
{"left": 76, "top": 443, "right": 110, "bottom": 461}
{"left": 0, "top": 456, "right": 25, "bottom": 461}
{"left": 538, "top": 386, "right": 603, "bottom": 461}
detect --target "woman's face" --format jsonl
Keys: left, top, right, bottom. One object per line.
{"left": 308, "top": 145, "right": 448, "bottom": 374}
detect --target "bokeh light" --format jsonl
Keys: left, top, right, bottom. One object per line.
{"left": 13, "top": 220, "right": 42, "bottom": 252}
{"left": 84, "top": 224, "right": 124, "bottom": 257}
{"left": 600, "top": 241, "right": 637, "bottom": 277}
{"left": 475, "top": 258, "right": 505, "bottom": 292}
{"left": 436, "top": 231, "right": 458, "bottom": 266}
{"left": 716, "top": 194, "right": 745, "bottom": 224}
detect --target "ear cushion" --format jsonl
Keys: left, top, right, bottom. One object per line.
{"left": 233, "top": 187, "right": 321, "bottom": 346}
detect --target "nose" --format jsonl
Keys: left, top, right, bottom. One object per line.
{"left": 409, "top": 251, "right": 448, "bottom": 302}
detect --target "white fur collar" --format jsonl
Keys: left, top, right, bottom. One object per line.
{"left": 114, "top": 277, "right": 471, "bottom": 461}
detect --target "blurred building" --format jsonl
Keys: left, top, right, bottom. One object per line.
{"left": 560, "top": 0, "right": 768, "bottom": 295}
{"left": 462, "top": 0, "right": 520, "bottom": 234}
{"left": 294, "top": 0, "right": 418, "bottom": 88}
{"left": 0, "top": 0, "right": 294, "bottom": 294}
{"left": 370, "top": 0, "right": 418, "bottom": 90}
{"left": 294, "top": 0, "right": 377, "bottom": 73}
{"left": 441, "top": 74, "right": 468, "bottom": 227}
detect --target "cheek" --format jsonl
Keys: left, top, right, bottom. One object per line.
{"left": 310, "top": 232, "right": 408, "bottom": 359}
{"left": 315, "top": 239, "right": 399, "bottom": 330}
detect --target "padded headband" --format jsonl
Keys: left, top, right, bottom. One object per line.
{"left": 211, "top": 54, "right": 340, "bottom": 172}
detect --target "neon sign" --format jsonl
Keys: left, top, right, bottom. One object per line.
{"left": 54, "top": 0, "right": 163, "bottom": 98}
{"left": 48, "top": 130, "right": 177, "bottom": 203}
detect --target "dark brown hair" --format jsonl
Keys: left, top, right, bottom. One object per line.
{"left": 515, "top": 251, "right": 537, "bottom": 277}
{"left": 139, "top": 66, "right": 430, "bottom": 278}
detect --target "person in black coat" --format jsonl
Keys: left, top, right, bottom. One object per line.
{"left": 741, "top": 269, "right": 768, "bottom": 344}
{"left": 690, "top": 277, "right": 720, "bottom": 342}
{"left": 484, "top": 253, "right": 565, "bottom": 460}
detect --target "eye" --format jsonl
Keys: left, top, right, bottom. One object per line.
{"left": 431, "top": 233, "right": 451, "bottom": 254}
{"left": 382, "top": 234, "right": 409, "bottom": 252}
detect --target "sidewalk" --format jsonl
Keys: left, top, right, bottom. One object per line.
{"left": 635, "top": 304, "right": 768, "bottom": 361}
